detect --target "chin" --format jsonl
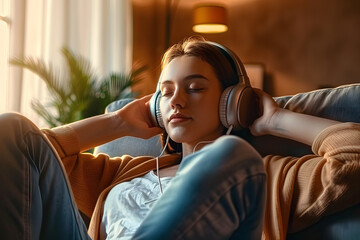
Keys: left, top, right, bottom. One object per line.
{"left": 168, "top": 135, "right": 186, "bottom": 144}
{"left": 167, "top": 129, "right": 192, "bottom": 143}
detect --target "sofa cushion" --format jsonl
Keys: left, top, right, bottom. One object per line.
{"left": 287, "top": 202, "right": 360, "bottom": 239}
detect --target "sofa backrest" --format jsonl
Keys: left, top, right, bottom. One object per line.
{"left": 94, "top": 83, "right": 360, "bottom": 158}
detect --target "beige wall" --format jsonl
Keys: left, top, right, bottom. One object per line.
{"left": 133, "top": 0, "right": 360, "bottom": 97}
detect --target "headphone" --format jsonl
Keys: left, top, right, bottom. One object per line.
{"left": 149, "top": 41, "right": 258, "bottom": 131}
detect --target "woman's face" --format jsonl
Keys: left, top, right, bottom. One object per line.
{"left": 159, "top": 55, "right": 225, "bottom": 148}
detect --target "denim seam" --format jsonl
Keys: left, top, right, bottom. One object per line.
{"left": 16, "top": 129, "right": 33, "bottom": 240}
{"left": 175, "top": 172, "right": 266, "bottom": 239}
{"left": 24, "top": 130, "right": 88, "bottom": 239}
{"left": 25, "top": 150, "right": 31, "bottom": 240}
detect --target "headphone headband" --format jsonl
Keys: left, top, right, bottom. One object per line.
{"left": 207, "top": 41, "right": 251, "bottom": 86}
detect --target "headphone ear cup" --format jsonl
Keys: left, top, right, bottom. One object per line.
{"left": 236, "top": 86, "right": 258, "bottom": 128}
{"left": 219, "top": 84, "right": 258, "bottom": 129}
{"left": 149, "top": 91, "right": 165, "bottom": 129}
{"left": 219, "top": 86, "right": 233, "bottom": 128}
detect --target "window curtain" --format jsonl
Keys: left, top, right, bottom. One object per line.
{"left": 1, "top": 0, "right": 132, "bottom": 127}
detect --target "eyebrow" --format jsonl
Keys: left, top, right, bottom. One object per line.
{"left": 161, "top": 74, "right": 209, "bottom": 85}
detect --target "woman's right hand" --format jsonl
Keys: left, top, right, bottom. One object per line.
{"left": 67, "top": 94, "right": 163, "bottom": 152}
{"left": 115, "top": 94, "right": 163, "bottom": 139}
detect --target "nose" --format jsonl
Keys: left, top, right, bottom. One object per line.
{"left": 169, "top": 88, "right": 186, "bottom": 109}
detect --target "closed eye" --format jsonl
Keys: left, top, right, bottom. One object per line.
{"left": 161, "top": 90, "right": 173, "bottom": 97}
{"left": 188, "top": 88, "right": 205, "bottom": 93}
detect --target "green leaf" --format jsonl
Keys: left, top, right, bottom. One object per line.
{"left": 61, "top": 47, "right": 94, "bottom": 101}
{"left": 31, "top": 100, "right": 59, "bottom": 128}
{"left": 10, "top": 46, "right": 146, "bottom": 127}
{"left": 10, "top": 57, "right": 67, "bottom": 103}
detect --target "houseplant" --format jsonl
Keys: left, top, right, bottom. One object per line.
{"left": 10, "top": 47, "right": 145, "bottom": 127}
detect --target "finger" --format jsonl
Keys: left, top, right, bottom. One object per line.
{"left": 142, "top": 94, "right": 154, "bottom": 102}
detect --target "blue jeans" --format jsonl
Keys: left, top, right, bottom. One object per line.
{"left": 134, "top": 135, "right": 266, "bottom": 240}
{"left": 0, "top": 113, "right": 266, "bottom": 240}
{"left": 0, "top": 113, "right": 90, "bottom": 240}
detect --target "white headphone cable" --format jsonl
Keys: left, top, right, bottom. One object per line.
{"left": 156, "top": 135, "right": 170, "bottom": 194}
{"left": 193, "top": 140, "right": 214, "bottom": 153}
{"left": 226, "top": 125, "right": 233, "bottom": 135}
{"left": 192, "top": 125, "right": 233, "bottom": 153}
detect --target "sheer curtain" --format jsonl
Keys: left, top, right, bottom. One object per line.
{"left": 1, "top": 0, "right": 132, "bottom": 127}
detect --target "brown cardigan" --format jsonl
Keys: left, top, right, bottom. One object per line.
{"left": 42, "top": 122, "right": 360, "bottom": 240}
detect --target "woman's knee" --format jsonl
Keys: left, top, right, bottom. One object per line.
{"left": 0, "top": 112, "right": 39, "bottom": 137}
{"left": 178, "top": 135, "right": 265, "bottom": 191}
{"left": 0, "top": 113, "right": 43, "bottom": 154}
{"left": 1, "top": 112, "right": 35, "bottom": 123}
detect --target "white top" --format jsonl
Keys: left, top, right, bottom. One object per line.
{"left": 100, "top": 171, "right": 173, "bottom": 240}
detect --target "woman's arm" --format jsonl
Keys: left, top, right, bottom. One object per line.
{"left": 249, "top": 89, "right": 340, "bottom": 146}
{"left": 64, "top": 95, "right": 163, "bottom": 152}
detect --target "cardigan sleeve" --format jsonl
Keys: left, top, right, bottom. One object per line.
{"left": 293, "top": 123, "right": 360, "bottom": 229}
{"left": 296, "top": 123, "right": 360, "bottom": 220}
{"left": 262, "top": 122, "right": 360, "bottom": 240}
{"left": 41, "top": 125, "right": 132, "bottom": 217}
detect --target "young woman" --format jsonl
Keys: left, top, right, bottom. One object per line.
{"left": 0, "top": 37, "right": 359, "bottom": 240}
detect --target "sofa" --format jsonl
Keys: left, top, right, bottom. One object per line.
{"left": 93, "top": 83, "right": 360, "bottom": 239}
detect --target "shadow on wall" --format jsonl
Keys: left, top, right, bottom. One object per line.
{"left": 262, "top": 72, "right": 275, "bottom": 95}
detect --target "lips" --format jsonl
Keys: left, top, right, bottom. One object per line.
{"left": 169, "top": 113, "right": 192, "bottom": 123}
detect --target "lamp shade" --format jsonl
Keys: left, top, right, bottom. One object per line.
{"left": 192, "top": 5, "right": 228, "bottom": 33}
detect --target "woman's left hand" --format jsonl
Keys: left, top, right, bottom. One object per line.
{"left": 249, "top": 89, "right": 280, "bottom": 136}
{"left": 249, "top": 88, "right": 340, "bottom": 146}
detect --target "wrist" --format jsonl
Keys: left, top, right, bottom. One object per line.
{"left": 267, "top": 108, "right": 288, "bottom": 136}
{"left": 113, "top": 110, "right": 127, "bottom": 136}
